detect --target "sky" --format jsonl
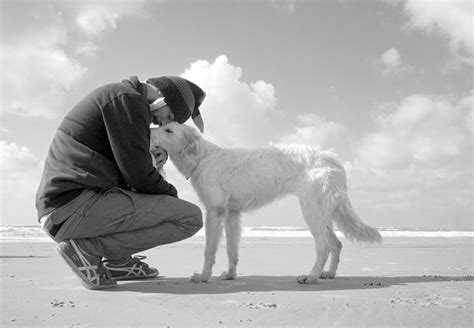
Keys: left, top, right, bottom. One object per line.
{"left": 0, "top": 0, "right": 472, "bottom": 229}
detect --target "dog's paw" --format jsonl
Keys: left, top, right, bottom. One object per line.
{"left": 220, "top": 271, "right": 236, "bottom": 280}
{"left": 189, "top": 272, "right": 209, "bottom": 283}
{"left": 319, "top": 271, "right": 336, "bottom": 279}
{"left": 297, "top": 275, "right": 318, "bottom": 284}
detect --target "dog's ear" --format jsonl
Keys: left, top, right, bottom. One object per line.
{"left": 181, "top": 125, "right": 201, "bottom": 156}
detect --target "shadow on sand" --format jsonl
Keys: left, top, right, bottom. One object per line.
{"left": 111, "top": 274, "right": 474, "bottom": 294}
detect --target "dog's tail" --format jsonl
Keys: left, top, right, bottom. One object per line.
{"left": 333, "top": 194, "right": 383, "bottom": 244}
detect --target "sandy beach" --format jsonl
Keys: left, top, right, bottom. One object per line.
{"left": 1, "top": 235, "right": 473, "bottom": 328}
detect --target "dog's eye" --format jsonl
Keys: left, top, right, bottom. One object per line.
{"left": 165, "top": 128, "right": 172, "bottom": 134}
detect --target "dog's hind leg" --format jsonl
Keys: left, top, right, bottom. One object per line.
{"left": 221, "top": 209, "right": 242, "bottom": 280}
{"left": 319, "top": 229, "right": 342, "bottom": 279}
{"left": 190, "top": 207, "right": 225, "bottom": 283}
{"left": 296, "top": 196, "right": 331, "bottom": 284}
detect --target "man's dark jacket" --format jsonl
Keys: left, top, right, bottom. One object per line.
{"left": 35, "top": 76, "right": 177, "bottom": 219}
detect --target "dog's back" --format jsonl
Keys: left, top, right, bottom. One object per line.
{"left": 199, "top": 143, "right": 345, "bottom": 212}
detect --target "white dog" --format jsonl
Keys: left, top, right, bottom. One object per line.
{"left": 151, "top": 123, "right": 382, "bottom": 284}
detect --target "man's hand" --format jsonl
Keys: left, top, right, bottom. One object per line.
{"left": 151, "top": 146, "right": 168, "bottom": 170}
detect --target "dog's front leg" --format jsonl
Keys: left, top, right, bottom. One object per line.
{"left": 190, "top": 208, "right": 224, "bottom": 283}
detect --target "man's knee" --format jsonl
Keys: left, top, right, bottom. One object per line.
{"left": 188, "top": 203, "right": 203, "bottom": 230}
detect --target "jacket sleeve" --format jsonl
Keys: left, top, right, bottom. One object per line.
{"left": 101, "top": 94, "right": 178, "bottom": 197}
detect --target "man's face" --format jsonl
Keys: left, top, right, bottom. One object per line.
{"left": 151, "top": 106, "right": 175, "bottom": 126}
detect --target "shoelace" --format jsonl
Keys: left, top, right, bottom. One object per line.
{"left": 130, "top": 255, "right": 149, "bottom": 269}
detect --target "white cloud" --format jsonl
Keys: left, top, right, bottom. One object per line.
{"left": 357, "top": 132, "right": 411, "bottom": 170}
{"left": 0, "top": 141, "right": 43, "bottom": 224}
{"left": 347, "top": 91, "right": 473, "bottom": 225}
{"left": 347, "top": 163, "right": 472, "bottom": 220}
{"left": 162, "top": 55, "right": 283, "bottom": 211}
{"left": 278, "top": 113, "right": 346, "bottom": 148}
{"left": 1, "top": 28, "right": 87, "bottom": 119}
{"left": 345, "top": 91, "right": 473, "bottom": 228}
{"left": 402, "top": 0, "right": 474, "bottom": 65}
{"left": 381, "top": 48, "right": 401, "bottom": 68}
{"left": 0, "top": 141, "right": 42, "bottom": 172}
{"left": 74, "top": 40, "right": 100, "bottom": 57}
{"left": 1, "top": 1, "right": 153, "bottom": 119}
{"left": 76, "top": 0, "right": 149, "bottom": 37}
{"left": 378, "top": 47, "right": 413, "bottom": 77}
{"left": 357, "top": 93, "right": 472, "bottom": 169}
{"left": 266, "top": 0, "right": 297, "bottom": 15}
{"left": 180, "top": 56, "right": 346, "bottom": 150}
{"left": 73, "top": 0, "right": 150, "bottom": 57}
{"left": 180, "top": 55, "right": 283, "bottom": 147}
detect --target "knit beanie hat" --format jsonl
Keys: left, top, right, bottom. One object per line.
{"left": 146, "top": 76, "right": 206, "bottom": 132}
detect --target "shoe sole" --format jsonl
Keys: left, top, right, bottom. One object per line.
{"left": 56, "top": 246, "right": 117, "bottom": 290}
{"left": 112, "top": 272, "right": 159, "bottom": 281}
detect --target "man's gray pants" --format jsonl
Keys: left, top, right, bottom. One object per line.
{"left": 40, "top": 188, "right": 203, "bottom": 260}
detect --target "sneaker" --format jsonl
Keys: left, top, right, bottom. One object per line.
{"left": 103, "top": 255, "right": 159, "bottom": 281}
{"left": 57, "top": 239, "right": 117, "bottom": 290}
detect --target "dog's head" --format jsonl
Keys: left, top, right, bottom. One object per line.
{"left": 150, "top": 122, "right": 202, "bottom": 160}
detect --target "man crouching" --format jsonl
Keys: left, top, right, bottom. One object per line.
{"left": 36, "top": 76, "right": 206, "bottom": 290}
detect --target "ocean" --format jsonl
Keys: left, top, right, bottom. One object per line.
{"left": 1, "top": 225, "right": 473, "bottom": 242}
